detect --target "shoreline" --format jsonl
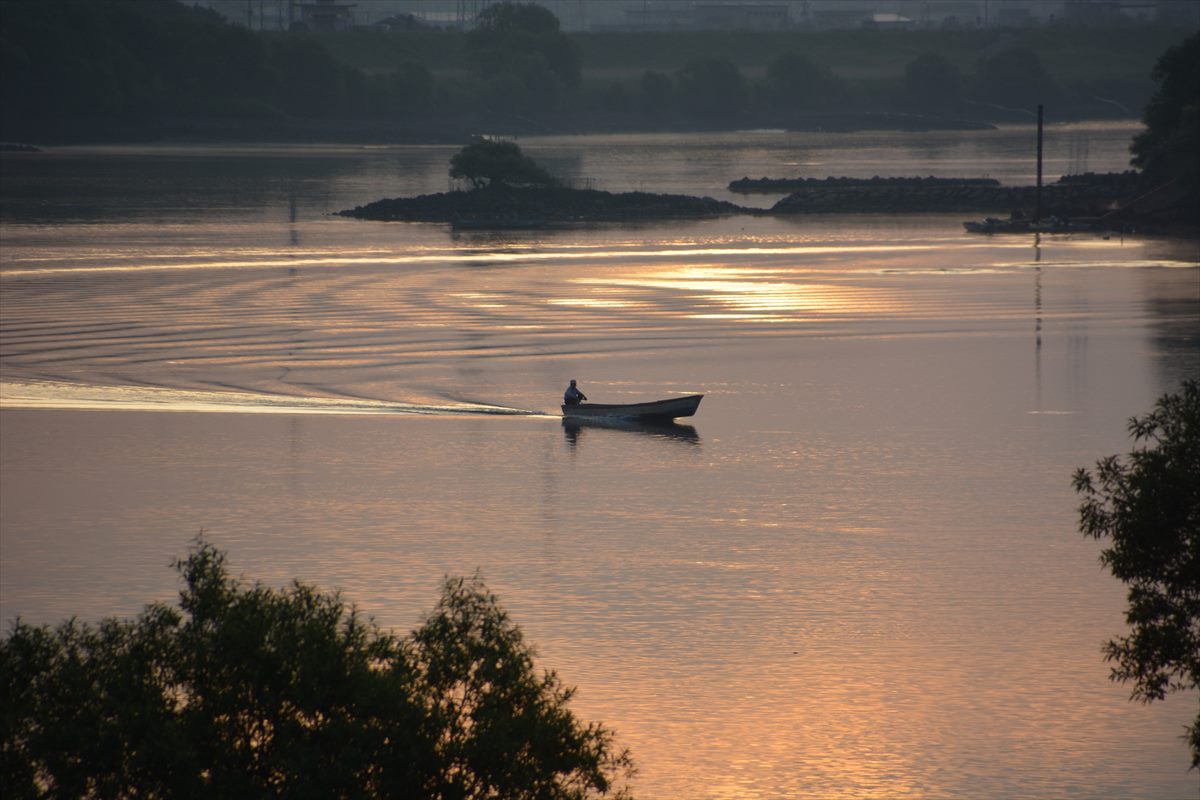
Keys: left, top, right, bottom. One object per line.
{"left": 6, "top": 109, "right": 1125, "bottom": 149}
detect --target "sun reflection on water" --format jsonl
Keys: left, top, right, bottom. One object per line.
{"left": 575, "top": 264, "right": 908, "bottom": 322}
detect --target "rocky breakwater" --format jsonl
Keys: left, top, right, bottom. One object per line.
{"left": 753, "top": 173, "right": 1144, "bottom": 216}
{"left": 730, "top": 175, "right": 1002, "bottom": 194}
{"left": 339, "top": 185, "right": 752, "bottom": 226}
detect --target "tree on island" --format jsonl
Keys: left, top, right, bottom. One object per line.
{"left": 1073, "top": 380, "right": 1200, "bottom": 769}
{"left": 449, "top": 139, "right": 558, "bottom": 189}
{"left": 0, "top": 542, "right": 633, "bottom": 798}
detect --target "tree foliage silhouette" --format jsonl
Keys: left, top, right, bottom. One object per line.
{"left": 765, "top": 52, "right": 834, "bottom": 111}
{"left": 465, "top": 1, "right": 580, "bottom": 113}
{"left": 675, "top": 58, "right": 747, "bottom": 119}
{"left": 1, "top": 542, "right": 633, "bottom": 798}
{"left": 1074, "top": 380, "right": 1200, "bottom": 769}
{"left": 449, "top": 139, "right": 558, "bottom": 189}
{"left": 904, "top": 52, "right": 963, "bottom": 112}
{"left": 1130, "top": 32, "right": 1199, "bottom": 191}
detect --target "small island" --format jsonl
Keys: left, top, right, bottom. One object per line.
{"left": 340, "top": 138, "right": 1193, "bottom": 234}
{"left": 338, "top": 139, "right": 750, "bottom": 226}
{"left": 340, "top": 185, "right": 751, "bottom": 226}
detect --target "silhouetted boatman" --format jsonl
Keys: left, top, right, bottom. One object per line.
{"left": 563, "top": 379, "right": 588, "bottom": 406}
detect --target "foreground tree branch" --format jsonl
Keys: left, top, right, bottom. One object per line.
{"left": 1074, "top": 380, "right": 1200, "bottom": 769}
{"left": 0, "top": 542, "right": 633, "bottom": 798}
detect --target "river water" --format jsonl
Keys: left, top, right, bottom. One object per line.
{"left": 2, "top": 123, "right": 1198, "bottom": 798}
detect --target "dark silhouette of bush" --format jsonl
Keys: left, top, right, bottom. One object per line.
{"left": 764, "top": 52, "right": 835, "bottom": 111}
{"left": 1074, "top": 380, "right": 1200, "bottom": 770}
{"left": 0, "top": 0, "right": 275, "bottom": 135}
{"left": 449, "top": 139, "right": 558, "bottom": 189}
{"left": 0, "top": 0, "right": 431, "bottom": 139}
{"left": 972, "top": 46, "right": 1061, "bottom": 111}
{"left": 368, "top": 62, "right": 434, "bottom": 118}
{"left": 1131, "top": 32, "right": 1199, "bottom": 192}
{"left": 268, "top": 36, "right": 356, "bottom": 118}
{"left": 0, "top": 542, "right": 633, "bottom": 798}
{"left": 465, "top": 1, "right": 580, "bottom": 114}
{"left": 676, "top": 58, "right": 747, "bottom": 120}
{"left": 904, "top": 52, "right": 964, "bottom": 112}
{"left": 638, "top": 71, "right": 674, "bottom": 113}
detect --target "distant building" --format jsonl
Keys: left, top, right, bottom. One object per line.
{"left": 370, "top": 13, "right": 430, "bottom": 31}
{"left": 1063, "top": 0, "right": 1124, "bottom": 24}
{"left": 191, "top": 0, "right": 290, "bottom": 30}
{"left": 617, "top": 2, "right": 694, "bottom": 31}
{"left": 694, "top": 3, "right": 791, "bottom": 30}
{"left": 995, "top": 5, "right": 1035, "bottom": 26}
{"left": 808, "top": 4, "right": 873, "bottom": 30}
{"left": 803, "top": 1, "right": 1062, "bottom": 30}
{"left": 296, "top": 0, "right": 356, "bottom": 31}
{"left": 916, "top": 1, "right": 987, "bottom": 28}
{"left": 864, "top": 12, "right": 915, "bottom": 30}
{"left": 1059, "top": 0, "right": 1200, "bottom": 25}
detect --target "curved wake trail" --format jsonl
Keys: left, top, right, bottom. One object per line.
{"left": 0, "top": 380, "right": 545, "bottom": 418}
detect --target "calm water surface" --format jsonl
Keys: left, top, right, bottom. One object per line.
{"left": 2, "top": 125, "right": 1198, "bottom": 798}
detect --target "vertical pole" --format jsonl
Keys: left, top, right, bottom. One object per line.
{"left": 1035, "top": 103, "right": 1044, "bottom": 223}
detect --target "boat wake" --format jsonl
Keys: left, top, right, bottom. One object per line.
{"left": 0, "top": 380, "right": 544, "bottom": 418}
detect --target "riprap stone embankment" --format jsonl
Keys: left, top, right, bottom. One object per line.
{"left": 757, "top": 173, "right": 1144, "bottom": 216}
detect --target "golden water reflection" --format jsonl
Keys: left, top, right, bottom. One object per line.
{"left": 3, "top": 134, "right": 1198, "bottom": 799}
{"left": 577, "top": 264, "right": 908, "bottom": 322}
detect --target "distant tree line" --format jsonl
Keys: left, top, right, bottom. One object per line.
{"left": 587, "top": 45, "right": 1066, "bottom": 121}
{"left": 0, "top": 0, "right": 434, "bottom": 140}
{"left": 0, "top": 0, "right": 1193, "bottom": 142}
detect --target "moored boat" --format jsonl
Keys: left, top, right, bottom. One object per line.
{"left": 963, "top": 217, "right": 1031, "bottom": 233}
{"left": 964, "top": 215, "right": 1100, "bottom": 234}
{"left": 561, "top": 394, "right": 703, "bottom": 421}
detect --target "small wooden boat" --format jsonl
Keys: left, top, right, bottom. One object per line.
{"left": 561, "top": 394, "right": 703, "bottom": 421}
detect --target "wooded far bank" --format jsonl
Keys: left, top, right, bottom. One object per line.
{"left": 1, "top": 0, "right": 1194, "bottom": 144}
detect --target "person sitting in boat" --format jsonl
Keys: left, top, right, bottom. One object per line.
{"left": 563, "top": 379, "right": 588, "bottom": 406}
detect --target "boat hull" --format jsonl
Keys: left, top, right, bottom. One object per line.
{"left": 561, "top": 416, "right": 700, "bottom": 442}
{"left": 963, "top": 217, "right": 1030, "bottom": 233}
{"left": 964, "top": 217, "right": 1099, "bottom": 234}
{"left": 561, "top": 394, "right": 703, "bottom": 421}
